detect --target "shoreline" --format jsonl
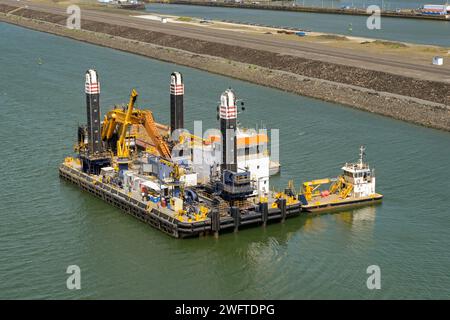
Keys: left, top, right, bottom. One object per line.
{"left": 154, "top": 1, "right": 450, "bottom": 22}
{"left": 1, "top": 5, "right": 449, "bottom": 132}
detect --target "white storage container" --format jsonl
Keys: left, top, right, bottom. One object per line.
{"left": 433, "top": 56, "right": 443, "bottom": 66}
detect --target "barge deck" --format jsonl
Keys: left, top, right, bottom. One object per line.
{"left": 302, "top": 193, "right": 383, "bottom": 213}
{"left": 59, "top": 163, "right": 302, "bottom": 238}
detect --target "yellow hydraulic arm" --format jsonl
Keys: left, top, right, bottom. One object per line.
{"left": 116, "top": 89, "right": 138, "bottom": 159}
{"left": 329, "top": 176, "right": 345, "bottom": 194}
{"left": 302, "top": 178, "right": 331, "bottom": 201}
{"left": 102, "top": 111, "right": 141, "bottom": 141}
{"left": 328, "top": 176, "right": 353, "bottom": 198}
{"left": 101, "top": 90, "right": 171, "bottom": 160}
{"left": 303, "top": 178, "right": 331, "bottom": 186}
{"left": 340, "top": 184, "right": 353, "bottom": 199}
{"left": 179, "top": 132, "right": 209, "bottom": 146}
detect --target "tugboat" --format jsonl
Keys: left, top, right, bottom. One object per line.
{"left": 299, "top": 146, "right": 383, "bottom": 212}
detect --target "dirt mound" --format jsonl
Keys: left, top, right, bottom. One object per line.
{"left": 315, "top": 34, "right": 349, "bottom": 41}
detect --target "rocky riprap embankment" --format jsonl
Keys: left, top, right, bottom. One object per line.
{"left": 1, "top": 4, "right": 449, "bottom": 131}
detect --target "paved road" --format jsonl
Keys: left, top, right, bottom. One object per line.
{"left": 3, "top": 0, "right": 450, "bottom": 82}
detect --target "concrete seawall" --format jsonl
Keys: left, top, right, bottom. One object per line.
{"left": 1, "top": 4, "right": 449, "bottom": 131}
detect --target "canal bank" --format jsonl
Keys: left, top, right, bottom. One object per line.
{"left": 1, "top": 3, "right": 449, "bottom": 132}
{"left": 143, "top": 2, "right": 450, "bottom": 46}
{"left": 158, "top": 1, "right": 450, "bottom": 21}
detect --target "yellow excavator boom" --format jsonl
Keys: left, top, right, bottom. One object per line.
{"left": 101, "top": 91, "right": 171, "bottom": 160}
{"left": 102, "top": 111, "right": 143, "bottom": 140}
{"left": 116, "top": 89, "right": 138, "bottom": 158}
{"left": 329, "top": 176, "right": 345, "bottom": 194}
{"left": 340, "top": 184, "right": 353, "bottom": 199}
{"left": 303, "top": 178, "right": 331, "bottom": 186}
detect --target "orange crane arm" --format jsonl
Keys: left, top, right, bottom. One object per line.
{"left": 141, "top": 110, "right": 171, "bottom": 160}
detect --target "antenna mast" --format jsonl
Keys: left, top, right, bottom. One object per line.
{"left": 359, "top": 145, "right": 366, "bottom": 168}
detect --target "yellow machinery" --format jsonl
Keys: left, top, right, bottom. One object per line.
{"left": 341, "top": 184, "right": 353, "bottom": 198}
{"left": 116, "top": 89, "right": 137, "bottom": 160}
{"left": 302, "top": 177, "right": 354, "bottom": 200}
{"left": 177, "top": 206, "right": 208, "bottom": 223}
{"left": 142, "top": 110, "right": 171, "bottom": 159}
{"left": 271, "top": 180, "right": 299, "bottom": 208}
{"left": 158, "top": 157, "right": 186, "bottom": 199}
{"left": 101, "top": 91, "right": 172, "bottom": 160}
{"left": 192, "top": 205, "right": 209, "bottom": 222}
{"left": 329, "top": 176, "right": 353, "bottom": 199}
{"left": 179, "top": 132, "right": 214, "bottom": 146}
{"left": 329, "top": 176, "right": 344, "bottom": 194}
{"left": 302, "top": 178, "right": 331, "bottom": 201}
{"left": 159, "top": 158, "right": 183, "bottom": 181}
{"left": 273, "top": 192, "right": 298, "bottom": 207}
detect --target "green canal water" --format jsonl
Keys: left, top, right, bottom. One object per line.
{"left": 1, "top": 22, "right": 450, "bottom": 299}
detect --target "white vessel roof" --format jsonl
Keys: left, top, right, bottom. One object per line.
{"left": 342, "top": 163, "right": 370, "bottom": 173}
{"left": 342, "top": 146, "right": 371, "bottom": 173}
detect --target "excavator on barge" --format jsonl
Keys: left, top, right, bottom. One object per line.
{"left": 60, "top": 69, "right": 382, "bottom": 238}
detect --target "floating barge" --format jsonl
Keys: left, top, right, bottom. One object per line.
{"left": 59, "top": 69, "right": 382, "bottom": 238}
{"left": 59, "top": 162, "right": 301, "bottom": 238}
{"left": 299, "top": 146, "right": 383, "bottom": 213}
{"left": 302, "top": 194, "right": 383, "bottom": 213}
